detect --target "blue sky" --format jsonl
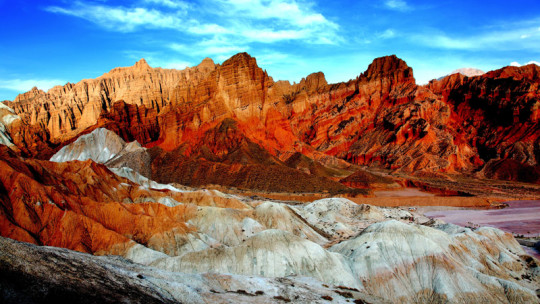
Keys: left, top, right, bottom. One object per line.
{"left": 1, "top": 0, "right": 540, "bottom": 101}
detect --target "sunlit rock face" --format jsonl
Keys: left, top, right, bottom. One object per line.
{"left": 5, "top": 58, "right": 215, "bottom": 142}
{"left": 6, "top": 53, "right": 538, "bottom": 184}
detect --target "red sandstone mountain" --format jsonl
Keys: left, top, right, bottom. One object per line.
{"left": 3, "top": 53, "right": 539, "bottom": 186}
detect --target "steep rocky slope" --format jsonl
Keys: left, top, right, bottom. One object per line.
{"left": 51, "top": 127, "right": 355, "bottom": 193}
{"left": 0, "top": 104, "right": 20, "bottom": 149}
{"left": 5, "top": 53, "right": 538, "bottom": 186}
{"left": 0, "top": 145, "right": 252, "bottom": 260}
{"left": 5, "top": 58, "right": 215, "bottom": 143}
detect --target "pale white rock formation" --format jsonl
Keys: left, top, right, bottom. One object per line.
{"left": 146, "top": 231, "right": 220, "bottom": 258}
{"left": 50, "top": 128, "right": 139, "bottom": 163}
{"left": 254, "top": 202, "right": 328, "bottom": 244}
{"left": 186, "top": 206, "right": 262, "bottom": 246}
{"left": 293, "top": 198, "right": 426, "bottom": 240}
{"left": 293, "top": 198, "right": 386, "bottom": 238}
{"left": 451, "top": 68, "right": 485, "bottom": 77}
{"left": 0, "top": 103, "right": 19, "bottom": 147}
{"left": 184, "top": 202, "right": 328, "bottom": 247}
{"left": 110, "top": 167, "right": 184, "bottom": 193}
{"left": 330, "top": 220, "right": 539, "bottom": 303}
{"left": 50, "top": 127, "right": 164, "bottom": 188}
{"left": 2, "top": 236, "right": 386, "bottom": 304}
{"left": 124, "top": 243, "right": 170, "bottom": 265}
{"left": 151, "top": 229, "right": 360, "bottom": 289}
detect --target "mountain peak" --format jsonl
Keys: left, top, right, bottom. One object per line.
{"left": 222, "top": 52, "right": 256, "bottom": 68}
{"left": 134, "top": 58, "right": 150, "bottom": 69}
{"left": 197, "top": 57, "right": 215, "bottom": 70}
{"left": 364, "top": 55, "right": 414, "bottom": 83}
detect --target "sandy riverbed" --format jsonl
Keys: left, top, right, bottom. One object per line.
{"left": 425, "top": 200, "right": 540, "bottom": 259}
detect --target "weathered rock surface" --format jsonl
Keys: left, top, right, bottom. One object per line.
{"left": 0, "top": 103, "right": 19, "bottom": 149}
{"left": 5, "top": 53, "right": 540, "bottom": 185}
{"left": 0, "top": 145, "right": 248, "bottom": 260}
{"left": 330, "top": 220, "right": 540, "bottom": 303}
{"left": 1, "top": 149, "right": 539, "bottom": 303}
{"left": 152, "top": 229, "right": 359, "bottom": 289}
{"left": 52, "top": 126, "right": 354, "bottom": 193}
{"left": 0, "top": 236, "right": 385, "bottom": 304}
{"left": 51, "top": 127, "right": 143, "bottom": 163}
{"left": 5, "top": 58, "right": 215, "bottom": 143}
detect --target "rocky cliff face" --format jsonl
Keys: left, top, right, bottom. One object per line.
{"left": 6, "top": 58, "right": 215, "bottom": 143}
{"left": 4, "top": 53, "right": 539, "bottom": 184}
{"left": 428, "top": 64, "right": 540, "bottom": 181}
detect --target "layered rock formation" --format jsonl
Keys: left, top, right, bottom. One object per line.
{"left": 331, "top": 221, "right": 539, "bottom": 303}
{"left": 5, "top": 58, "right": 215, "bottom": 143}
{"left": 1, "top": 236, "right": 386, "bottom": 304}
{"left": 0, "top": 103, "right": 19, "bottom": 149}
{"left": 428, "top": 65, "right": 540, "bottom": 182}
{"left": 53, "top": 124, "right": 356, "bottom": 193}
{"left": 4, "top": 53, "right": 539, "bottom": 186}
{"left": 1, "top": 145, "right": 539, "bottom": 302}
{"left": 0, "top": 145, "right": 250, "bottom": 260}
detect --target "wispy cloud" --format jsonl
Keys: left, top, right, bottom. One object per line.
{"left": 123, "top": 50, "right": 193, "bottom": 69}
{"left": 143, "top": 0, "right": 191, "bottom": 9}
{"left": 411, "top": 19, "right": 540, "bottom": 51}
{"left": 170, "top": 36, "right": 249, "bottom": 61}
{"left": 378, "top": 29, "right": 396, "bottom": 39}
{"left": 212, "top": 0, "right": 336, "bottom": 28}
{"left": 45, "top": 0, "right": 340, "bottom": 45}
{"left": 384, "top": 0, "right": 411, "bottom": 11}
{"left": 0, "top": 78, "right": 66, "bottom": 92}
{"left": 46, "top": 2, "right": 184, "bottom": 32}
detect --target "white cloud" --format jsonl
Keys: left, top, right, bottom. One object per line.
{"left": 384, "top": 0, "right": 410, "bottom": 11}
{"left": 412, "top": 19, "right": 540, "bottom": 51}
{"left": 46, "top": 0, "right": 341, "bottom": 45}
{"left": 213, "top": 0, "right": 336, "bottom": 28}
{"left": 170, "top": 40, "right": 248, "bottom": 57}
{"left": 187, "top": 23, "right": 230, "bottom": 35}
{"left": 378, "top": 29, "right": 396, "bottom": 39}
{"left": 509, "top": 61, "right": 540, "bottom": 67}
{"left": 241, "top": 29, "right": 307, "bottom": 42}
{"left": 46, "top": 2, "right": 184, "bottom": 32}
{"left": 161, "top": 61, "right": 192, "bottom": 69}
{"left": 144, "top": 0, "right": 190, "bottom": 9}
{"left": 211, "top": 0, "right": 341, "bottom": 44}
{"left": 0, "top": 79, "right": 66, "bottom": 92}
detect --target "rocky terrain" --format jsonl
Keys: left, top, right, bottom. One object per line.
{"left": 1, "top": 135, "right": 540, "bottom": 302}
{"left": 2, "top": 53, "right": 538, "bottom": 190}
{"left": 1, "top": 53, "right": 539, "bottom": 303}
